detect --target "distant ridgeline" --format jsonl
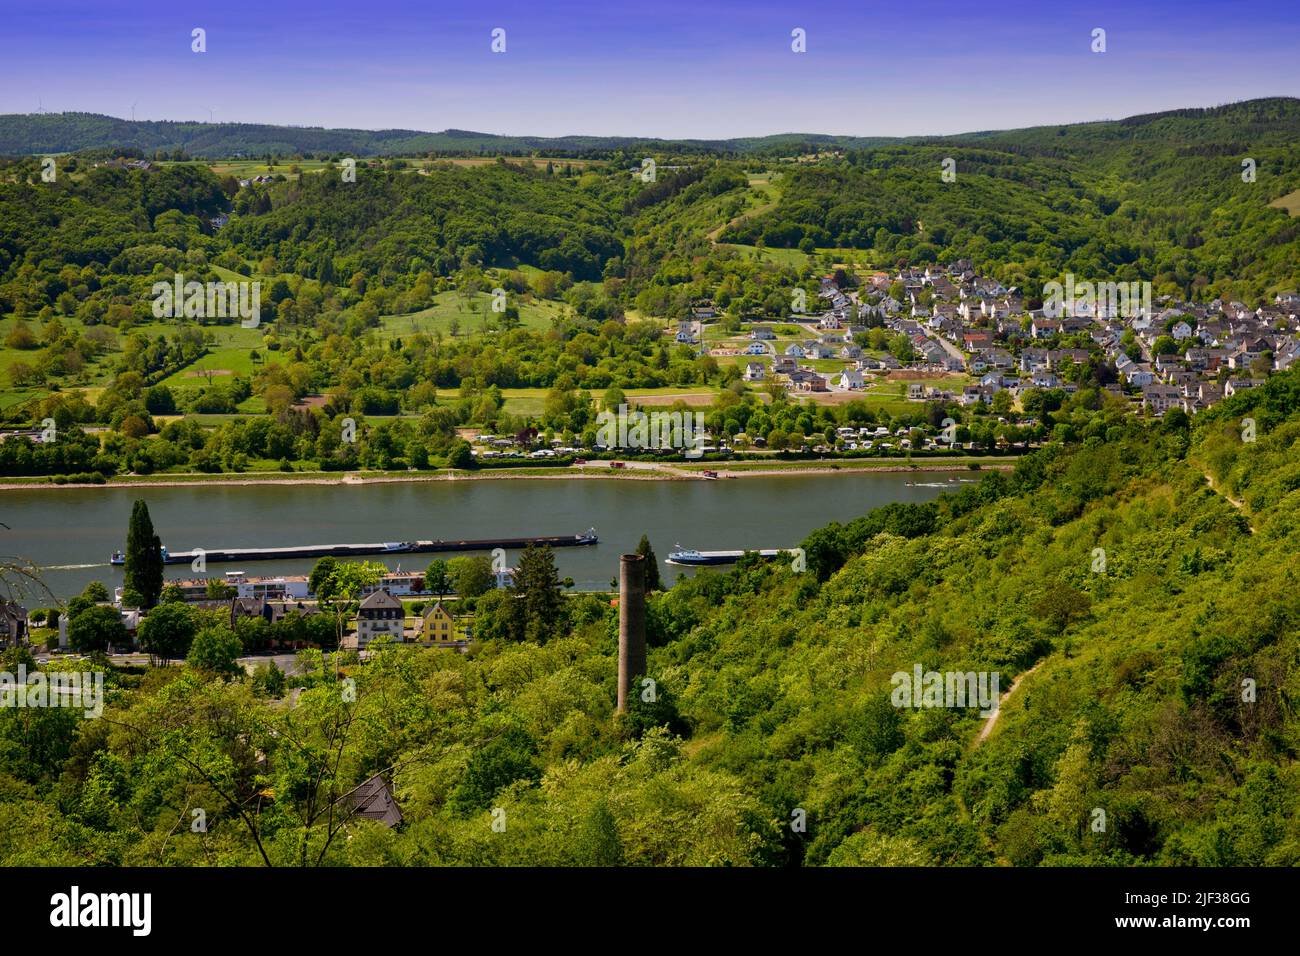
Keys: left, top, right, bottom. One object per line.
{"left": 0, "top": 111, "right": 892, "bottom": 159}
{"left": 2, "top": 97, "right": 1297, "bottom": 161}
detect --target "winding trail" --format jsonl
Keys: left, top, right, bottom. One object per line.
{"left": 1203, "top": 471, "right": 1255, "bottom": 534}
{"left": 975, "top": 660, "right": 1044, "bottom": 746}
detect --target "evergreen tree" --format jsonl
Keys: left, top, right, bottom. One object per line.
{"left": 510, "top": 543, "right": 565, "bottom": 643}
{"left": 635, "top": 534, "right": 662, "bottom": 591}
{"left": 124, "top": 499, "right": 163, "bottom": 609}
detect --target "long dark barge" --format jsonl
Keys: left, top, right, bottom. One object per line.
{"left": 111, "top": 530, "right": 598, "bottom": 566}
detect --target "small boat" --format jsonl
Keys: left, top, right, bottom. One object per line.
{"left": 110, "top": 547, "right": 170, "bottom": 566}
{"left": 702, "top": 470, "right": 719, "bottom": 480}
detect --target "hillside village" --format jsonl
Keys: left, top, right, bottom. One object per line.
{"left": 454, "top": 262, "right": 1299, "bottom": 463}
{"left": 689, "top": 261, "right": 1300, "bottom": 418}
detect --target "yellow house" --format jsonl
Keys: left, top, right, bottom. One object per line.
{"left": 420, "top": 602, "right": 456, "bottom": 643}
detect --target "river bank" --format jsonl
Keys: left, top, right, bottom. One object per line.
{"left": 0, "top": 457, "right": 1014, "bottom": 491}
{"left": 2, "top": 469, "right": 971, "bottom": 600}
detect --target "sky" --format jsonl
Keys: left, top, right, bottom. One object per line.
{"left": 1, "top": 0, "right": 1297, "bottom": 139}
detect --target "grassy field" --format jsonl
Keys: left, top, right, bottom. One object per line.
{"left": 435, "top": 385, "right": 722, "bottom": 416}
{"left": 716, "top": 244, "right": 810, "bottom": 269}
{"left": 1269, "top": 188, "right": 1300, "bottom": 216}
{"left": 376, "top": 290, "right": 569, "bottom": 340}
{"left": 707, "top": 172, "right": 784, "bottom": 243}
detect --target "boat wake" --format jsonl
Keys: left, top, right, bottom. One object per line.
{"left": 43, "top": 562, "right": 107, "bottom": 570}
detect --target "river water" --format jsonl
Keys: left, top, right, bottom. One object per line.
{"left": 0, "top": 473, "right": 971, "bottom": 601}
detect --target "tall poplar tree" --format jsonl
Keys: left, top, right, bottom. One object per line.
{"left": 124, "top": 499, "right": 164, "bottom": 609}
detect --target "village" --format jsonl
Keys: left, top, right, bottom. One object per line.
{"left": 0, "top": 563, "right": 499, "bottom": 660}
{"left": 676, "top": 261, "right": 1299, "bottom": 418}
{"left": 449, "top": 261, "right": 1299, "bottom": 465}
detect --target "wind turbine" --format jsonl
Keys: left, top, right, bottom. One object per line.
{"left": 206, "top": 106, "right": 216, "bottom": 123}
{"left": 130, "top": 100, "right": 137, "bottom": 122}
{"left": 37, "top": 96, "right": 45, "bottom": 115}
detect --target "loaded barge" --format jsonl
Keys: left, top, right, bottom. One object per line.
{"left": 112, "top": 530, "right": 598, "bottom": 566}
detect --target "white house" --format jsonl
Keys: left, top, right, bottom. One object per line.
{"left": 356, "top": 589, "right": 405, "bottom": 648}
{"left": 838, "top": 368, "right": 865, "bottom": 390}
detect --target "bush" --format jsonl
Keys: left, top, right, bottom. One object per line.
{"left": 187, "top": 625, "right": 243, "bottom": 677}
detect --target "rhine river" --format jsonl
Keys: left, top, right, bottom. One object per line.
{"left": 0, "top": 473, "right": 973, "bottom": 600}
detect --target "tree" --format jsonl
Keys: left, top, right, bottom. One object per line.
{"left": 137, "top": 601, "right": 198, "bottom": 662}
{"left": 446, "top": 439, "right": 474, "bottom": 469}
{"left": 251, "top": 661, "right": 287, "bottom": 697}
{"left": 424, "top": 560, "right": 451, "bottom": 601}
{"left": 574, "top": 800, "right": 624, "bottom": 865}
{"left": 187, "top": 625, "right": 243, "bottom": 677}
{"left": 635, "top": 534, "right": 662, "bottom": 591}
{"left": 1034, "top": 583, "right": 1092, "bottom": 634}
{"left": 469, "top": 588, "right": 516, "bottom": 641}
{"left": 511, "top": 543, "right": 565, "bottom": 643}
{"left": 309, "top": 556, "right": 340, "bottom": 597}
{"left": 602, "top": 386, "right": 626, "bottom": 411}
{"left": 206, "top": 579, "right": 236, "bottom": 600}
{"left": 81, "top": 581, "right": 110, "bottom": 603}
{"left": 448, "top": 555, "right": 494, "bottom": 599}
{"left": 314, "top": 560, "right": 387, "bottom": 656}
{"left": 124, "top": 499, "right": 164, "bottom": 609}
{"left": 448, "top": 726, "right": 540, "bottom": 815}
{"left": 68, "top": 605, "right": 128, "bottom": 654}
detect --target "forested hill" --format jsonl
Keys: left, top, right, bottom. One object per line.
{"left": 0, "top": 112, "right": 888, "bottom": 159}
{"left": 5, "top": 371, "right": 1298, "bottom": 866}
{"left": 720, "top": 97, "right": 1300, "bottom": 302}
{"left": 3, "top": 97, "right": 1296, "bottom": 158}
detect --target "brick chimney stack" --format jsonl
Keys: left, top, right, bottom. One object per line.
{"left": 617, "top": 554, "right": 647, "bottom": 713}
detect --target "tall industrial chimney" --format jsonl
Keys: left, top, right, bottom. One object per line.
{"left": 617, "top": 553, "right": 647, "bottom": 713}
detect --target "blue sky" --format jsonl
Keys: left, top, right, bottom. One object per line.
{"left": 1, "top": 0, "right": 1297, "bottom": 138}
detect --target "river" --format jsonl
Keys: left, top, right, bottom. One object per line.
{"left": 0, "top": 473, "right": 972, "bottom": 601}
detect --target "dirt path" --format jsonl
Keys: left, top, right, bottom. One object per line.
{"left": 975, "top": 660, "right": 1044, "bottom": 746}
{"left": 1203, "top": 471, "right": 1255, "bottom": 534}
{"left": 706, "top": 177, "right": 782, "bottom": 243}
{"left": 707, "top": 198, "right": 780, "bottom": 244}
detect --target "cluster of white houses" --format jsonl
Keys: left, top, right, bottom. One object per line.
{"left": 725, "top": 262, "right": 1299, "bottom": 416}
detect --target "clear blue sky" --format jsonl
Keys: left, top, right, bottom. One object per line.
{"left": 2, "top": 0, "right": 1297, "bottom": 138}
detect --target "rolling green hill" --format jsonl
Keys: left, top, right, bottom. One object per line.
{"left": 721, "top": 97, "right": 1300, "bottom": 302}
{"left": 4, "top": 369, "right": 1297, "bottom": 866}
{"left": 0, "top": 111, "right": 893, "bottom": 159}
